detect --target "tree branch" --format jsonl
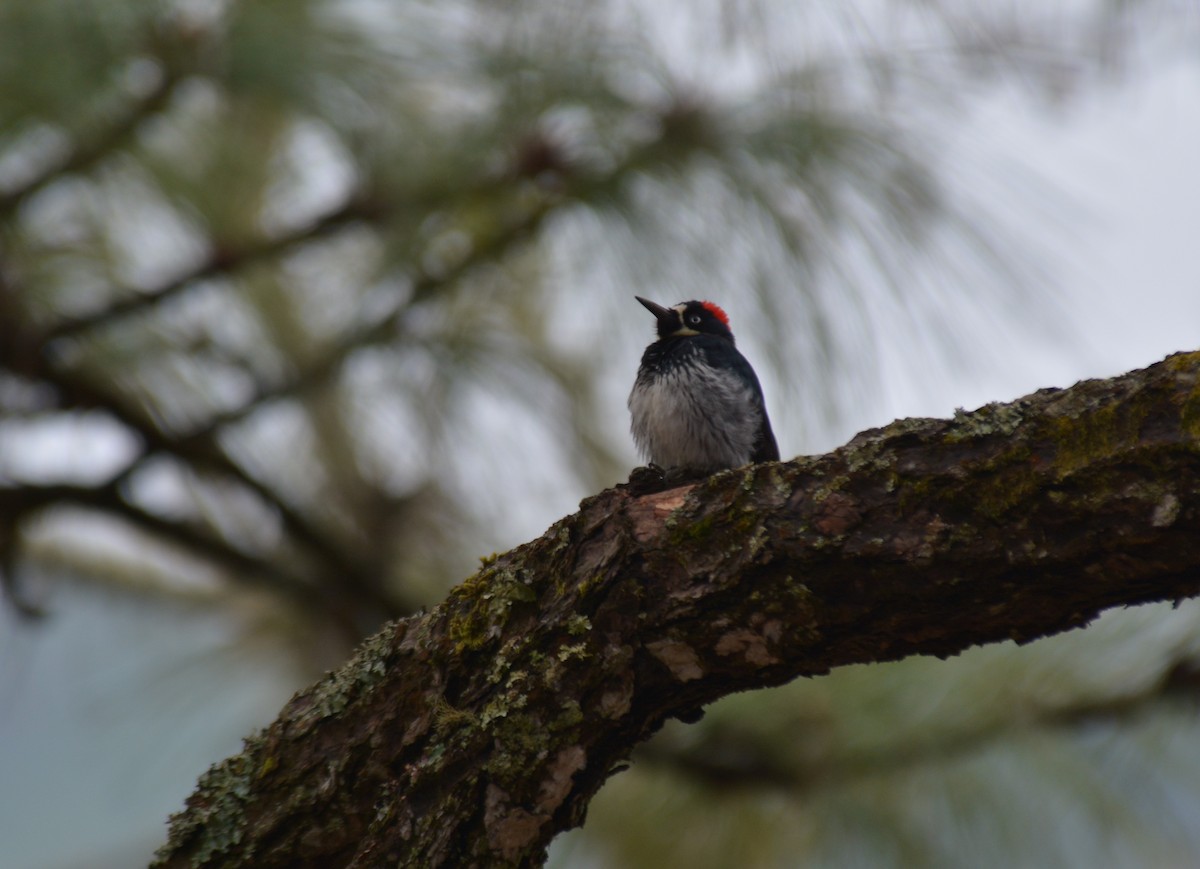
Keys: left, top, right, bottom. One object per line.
{"left": 0, "top": 479, "right": 365, "bottom": 632}
{"left": 155, "top": 192, "right": 559, "bottom": 450}
{"left": 0, "top": 68, "right": 179, "bottom": 222}
{"left": 19, "top": 359, "right": 401, "bottom": 623}
{"left": 636, "top": 656, "right": 1200, "bottom": 794}
{"left": 153, "top": 350, "right": 1200, "bottom": 868}
{"left": 41, "top": 197, "right": 380, "bottom": 342}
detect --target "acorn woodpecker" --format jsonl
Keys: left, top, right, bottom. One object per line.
{"left": 628, "top": 296, "right": 779, "bottom": 477}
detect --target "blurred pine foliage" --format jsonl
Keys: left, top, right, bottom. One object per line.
{"left": 1, "top": 1, "right": 1197, "bottom": 867}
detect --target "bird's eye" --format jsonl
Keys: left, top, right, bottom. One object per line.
{"left": 688, "top": 314, "right": 701, "bottom": 325}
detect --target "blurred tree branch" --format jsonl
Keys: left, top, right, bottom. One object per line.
{"left": 0, "top": 476, "right": 340, "bottom": 615}
{"left": 154, "top": 350, "right": 1200, "bottom": 868}
{"left": 0, "top": 97, "right": 766, "bottom": 633}
{"left": 636, "top": 657, "right": 1200, "bottom": 794}
{"left": 0, "top": 305, "right": 402, "bottom": 625}
{"left": 4, "top": 0, "right": 1071, "bottom": 654}
{"left": 0, "top": 67, "right": 180, "bottom": 221}
{"left": 41, "top": 196, "right": 378, "bottom": 343}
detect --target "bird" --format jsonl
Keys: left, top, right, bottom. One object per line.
{"left": 628, "top": 296, "right": 779, "bottom": 478}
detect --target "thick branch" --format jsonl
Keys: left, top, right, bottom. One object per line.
{"left": 154, "top": 351, "right": 1200, "bottom": 868}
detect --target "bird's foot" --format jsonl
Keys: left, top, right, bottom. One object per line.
{"left": 624, "top": 464, "right": 669, "bottom": 495}
{"left": 623, "top": 464, "right": 713, "bottom": 496}
{"left": 662, "top": 466, "right": 711, "bottom": 486}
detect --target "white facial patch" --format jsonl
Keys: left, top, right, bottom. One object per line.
{"left": 669, "top": 305, "right": 698, "bottom": 337}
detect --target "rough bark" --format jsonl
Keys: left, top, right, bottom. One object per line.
{"left": 154, "top": 350, "right": 1200, "bottom": 869}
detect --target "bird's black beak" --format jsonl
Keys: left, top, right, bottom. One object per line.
{"left": 635, "top": 296, "right": 677, "bottom": 335}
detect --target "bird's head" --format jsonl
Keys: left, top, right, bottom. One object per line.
{"left": 636, "top": 296, "right": 734, "bottom": 342}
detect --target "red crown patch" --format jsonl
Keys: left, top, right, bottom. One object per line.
{"left": 699, "top": 301, "right": 730, "bottom": 328}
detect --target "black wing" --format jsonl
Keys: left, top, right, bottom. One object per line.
{"left": 696, "top": 337, "right": 780, "bottom": 464}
